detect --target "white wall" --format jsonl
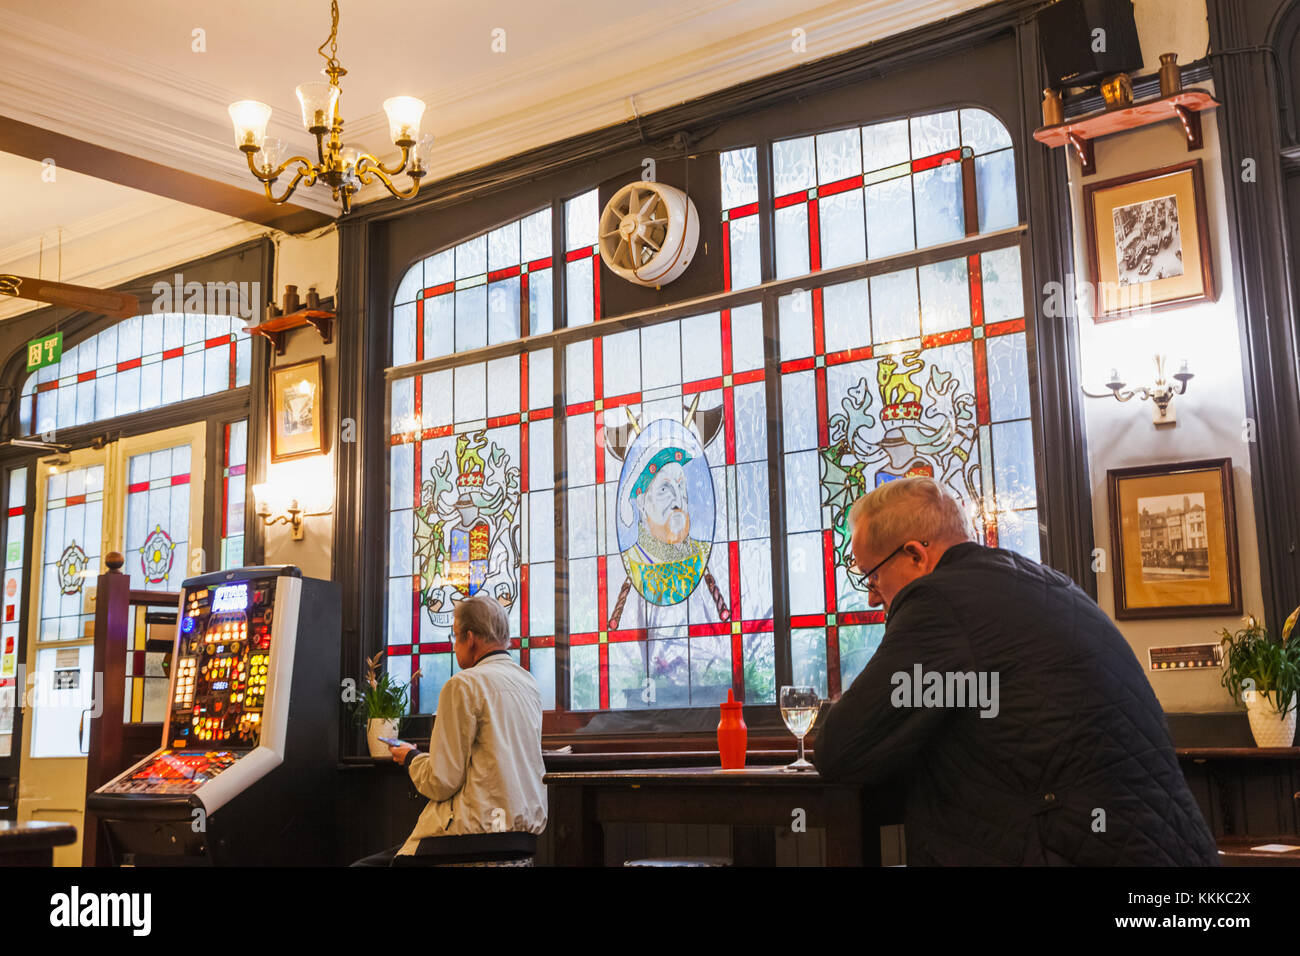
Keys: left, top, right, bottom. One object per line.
{"left": 258, "top": 227, "right": 339, "bottom": 582}
{"left": 1067, "top": 0, "right": 1257, "bottom": 713}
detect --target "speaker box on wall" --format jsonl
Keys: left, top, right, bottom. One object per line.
{"left": 1037, "top": 0, "right": 1144, "bottom": 89}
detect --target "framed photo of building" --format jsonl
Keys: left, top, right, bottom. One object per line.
{"left": 1106, "top": 458, "right": 1241, "bottom": 619}
{"left": 1083, "top": 159, "right": 1215, "bottom": 320}
{"left": 270, "top": 358, "right": 326, "bottom": 462}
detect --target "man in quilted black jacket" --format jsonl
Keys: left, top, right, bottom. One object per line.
{"left": 812, "top": 477, "right": 1219, "bottom": 865}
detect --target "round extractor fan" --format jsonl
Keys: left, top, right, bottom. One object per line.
{"left": 598, "top": 181, "right": 700, "bottom": 286}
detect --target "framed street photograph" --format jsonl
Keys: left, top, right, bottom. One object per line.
{"left": 1083, "top": 159, "right": 1215, "bottom": 320}
{"left": 1106, "top": 458, "right": 1241, "bottom": 619}
{"left": 270, "top": 358, "right": 326, "bottom": 462}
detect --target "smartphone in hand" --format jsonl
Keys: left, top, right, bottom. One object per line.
{"left": 377, "top": 736, "right": 408, "bottom": 748}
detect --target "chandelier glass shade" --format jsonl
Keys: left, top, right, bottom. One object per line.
{"left": 227, "top": 0, "right": 431, "bottom": 215}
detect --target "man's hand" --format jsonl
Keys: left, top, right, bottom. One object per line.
{"left": 390, "top": 743, "right": 416, "bottom": 765}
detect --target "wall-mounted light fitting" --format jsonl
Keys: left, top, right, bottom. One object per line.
{"left": 1081, "top": 354, "right": 1193, "bottom": 427}
{"left": 252, "top": 456, "right": 334, "bottom": 542}
{"left": 253, "top": 493, "right": 331, "bottom": 541}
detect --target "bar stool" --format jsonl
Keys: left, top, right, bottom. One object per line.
{"left": 390, "top": 831, "right": 538, "bottom": 867}
{"left": 624, "top": 856, "right": 732, "bottom": 866}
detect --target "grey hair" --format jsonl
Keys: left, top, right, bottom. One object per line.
{"left": 848, "top": 477, "right": 973, "bottom": 554}
{"left": 453, "top": 593, "right": 510, "bottom": 646}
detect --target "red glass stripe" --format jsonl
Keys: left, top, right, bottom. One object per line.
{"left": 530, "top": 407, "right": 554, "bottom": 420}
{"left": 921, "top": 329, "right": 973, "bottom": 349}
{"left": 116, "top": 357, "right": 141, "bottom": 373}
{"left": 567, "top": 400, "right": 595, "bottom": 415}
{"left": 818, "top": 174, "right": 863, "bottom": 197}
{"left": 598, "top": 642, "right": 609, "bottom": 710}
{"left": 221, "top": 422, "right": 231, "bottom": 540}
{"left": 779, "top": 357, "right": 815, "bottom": 374}
{"left": 973, "top": 337, "right": 991, "bottom": 425}
{"left": 728, "top": 540, "right": 740, "bottom": 616}
{"left": 826, "top": 345, "right": 874, "bottom": 367}
{"left": 171, "top": 474, "right": 191, "bottom": 486}
{"left": 602, "top": 391, "right": 641, "bottom": 409}
{"left": 723, "top": 384, "right": 737, "bottom": 466}
{"left": 692, "top": 621, "right": 732, "bottom": 637}
{"left": 815, "top": 366, "right": 829, "bottom": 447}
{"left": 985, "top": 318, "right": 1026, "bottom": 337}
{"left": 7, "top": 506, "right": 23, "bottom": 517}
{"left": 683, "top": 376, "right": 723, "bottom": 395}
{"left": 228, "top": 464, "right": 246, "bottom": 477}
{"left": 741, "top": 619, "right": 774, "bottom": 633}
{"left": 568, "top": 632, "right": 599, "bottom": 645}
{"left": 204, "top": 334, "right": 231, "bottom": 349}
{"left": 419, "top": 642, "right": 453, "bottom": 654}
{"left": 487, "top": 266, "right": 521, "bottom": 283}
{"left": 486, "top": 414, "right": 520, "bottom": 429}
{"left": 520, "top": 563, "right": 529, "bottom": 645}
{"left": 76, "top": 371, "right": 96, "bottom": 383}
{"left": 727, "top": 201, "right": 759, "bottom": 218}
{"left": 721, "top": 220, "right": 732, "bottom": 292}
{"left": 732, "top": 630, "right": 744, "bottom": 695}
{"left": 826, "top": 625, "right": 842, "bottom": 699}
{"left": 424, "top": 281, "right": 455, "bottom": 297}
{"left": 527, "top": 256, "right": 553, "bottom": 271}
{"left": 162, "top": 347, "right": 183, "bottom": 360}
{"left": 968, "top": 253, "right": 985, "bottom": 327}
{"left": 388, "top": 646, "right": 415, "bottom": 656}
{"left": 822, "top": 528, "right": 836, "bottom": 610}
{"left": 593, "top": 249, "right": 601, "bottom": 322}
{"left": 789, "top": 614, "right": 826, "bottom": 629}
{"left": 565, "top": 247, "right": 592, "bottom": 262}
{"left": 530, "top": 635, "right": 556, "bottom": 648}
{"left": 732, "top": 368, "right": 764, "bottom": 385}
{"left": 127, "top": 482, "right": 148, "bottom": 494}
{"left": 838, "top": 610, "right": 886, "bottom": 626}
{"left": 774, "top": 191, "right": 806, "bottom": 209}
{"left": 596, "top": 554, "right": 608, "bottom": 628}
{"left": 720, "top": 309, "right": 733, "bottom": 376}
{"left": 911, "top": 148, "right": 962, "bottom": 173}
{"left": 608, "top": 629, "right": 646, "bottom": 643}
{"left": 811, "top": 288, "right": 825, "bottom": 355}
{"left": 808, "top": 199, "right": 821, "bottom": 273}
{"left": 64, "top": 494, "right": 86, "bottom": 506}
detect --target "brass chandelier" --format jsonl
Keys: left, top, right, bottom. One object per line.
{"left": 227, "top": 0, "right": 432, "bottom": 215}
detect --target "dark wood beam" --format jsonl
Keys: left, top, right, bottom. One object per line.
{"left": 0, "top": 114, "right": 333, "bottom": 234}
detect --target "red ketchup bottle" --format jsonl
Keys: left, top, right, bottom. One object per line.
{"left": 717, "top": 688, "right": 747, "bottom": 769}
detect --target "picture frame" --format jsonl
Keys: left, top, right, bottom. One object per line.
{"left": 1106, "top": 458, "right": 1241, "bottom": 620}
{"left": 1082, "top": 159, "right": 1215, "bottom": 320}
{"left": 270, "top": 357, "right": 326, "bottom": 462}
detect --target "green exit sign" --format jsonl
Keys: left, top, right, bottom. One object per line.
{"left": 26, "top": 332, "right": 62, "bottom": 372}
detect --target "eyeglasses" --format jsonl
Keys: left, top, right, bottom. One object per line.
{"left": 849, "top": 540, "right": 929, "bottom": 585}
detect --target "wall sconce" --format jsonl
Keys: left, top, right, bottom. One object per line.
{"left": 252, "top": 456, "right": 334, "bottom": 541}
{"left": 1081, "top": 354, "right": 1193, "bottom": 427}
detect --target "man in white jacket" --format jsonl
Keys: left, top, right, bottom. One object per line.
{"left": 352, "top": 593, "right": 547, "bottom": 866}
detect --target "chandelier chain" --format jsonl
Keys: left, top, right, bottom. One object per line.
{"left": 317, "top": 0, "right": 341, "bottom": 77}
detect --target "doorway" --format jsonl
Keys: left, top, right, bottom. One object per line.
{"left": 17, "top": 423, "right": 205, "bottom": 865}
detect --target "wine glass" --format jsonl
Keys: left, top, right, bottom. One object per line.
{"left": 780, "top": 685, "right": 819, "bottom": 772}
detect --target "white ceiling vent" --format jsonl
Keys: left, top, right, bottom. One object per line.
{"left": 598, "top": 181, "right": 699, "bottom": 286}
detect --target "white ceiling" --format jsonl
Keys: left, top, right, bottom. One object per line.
{"left": 0, "top": 0, "right": 992, "bottom": 307}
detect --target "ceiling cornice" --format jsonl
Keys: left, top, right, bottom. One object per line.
{"left": 0, "top": 0, "right": 990, "bottom": 219}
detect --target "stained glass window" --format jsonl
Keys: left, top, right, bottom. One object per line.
{"left": 772, "top": 108, "right": 1017, "bottom": 280}
{"left": 221, "top": 420, "right": 248, "bottom": 569}
{"left": 0, "top": 467, "right": 27, "bottom": 757}
{"left": 18, "top": 313, "right": 252, "bottom": 436}
{"left": 124, "top": 444, "right": 192, "bottom": 591}
{"left": 563, "top": 309, "right": 775, "bottom": 709}
{"left": 393, "top": 208, "right": 553, "bottom": 365}
{"left": 387, "top": 349, "right": 557, "bottom": 711}
{"left": 386, "top": 104, "right": 1035, "bottom": 720}
{"left": 779, "top": 243, "right": 1036, "bottom": 699}
{"left": 38, "top": 463, "right": 104, "bottom": 641}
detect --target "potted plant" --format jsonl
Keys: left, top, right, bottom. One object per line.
{"left": 1218, "top": 607, "right": 1300, "bottom": 748}
{"left": 354, "top": 651, "right": 420, "bottom": 757}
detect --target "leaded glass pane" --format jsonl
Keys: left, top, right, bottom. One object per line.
{"left": 39, "top": 464, "right": 103, "bottom": 641}
{"left": 19, "top": 314, "right": 249, "bottom": 436}
{"left": 124, "top": 444, "right": 191, "bottom": 591}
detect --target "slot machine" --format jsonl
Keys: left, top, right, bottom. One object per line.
{"left": 87, "top": 566, "right": 340, "bottom": 865}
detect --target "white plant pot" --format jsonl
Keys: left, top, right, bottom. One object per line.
{"left": 1245, "top": 692, "right": 1297, "bottom": 748}
{"left": 366, "top": 718, "right": 400, "bottom": 757}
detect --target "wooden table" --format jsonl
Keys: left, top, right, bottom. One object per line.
{"left": 0, "top": 820, "right": 77, "bottom": 867}
{"left": 544, "top": 766, "right": 899, "bottom": 866}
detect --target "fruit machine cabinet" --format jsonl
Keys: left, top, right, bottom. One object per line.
{"left": 87, "top": 566, "right": 341, "bottom": 865}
